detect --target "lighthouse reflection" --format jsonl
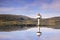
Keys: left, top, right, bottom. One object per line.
{"left": 36, "top": 26, "right": 42, "bottom": 37}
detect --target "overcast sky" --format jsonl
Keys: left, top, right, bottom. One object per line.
{"left": 0, "top": 0, "right": 60, "bottom": 18}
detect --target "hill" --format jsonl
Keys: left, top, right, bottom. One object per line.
{"left": 41, "top": 17, "right": 60, "bottom": 26}
{"left": 0, "top": 14, "right": 60, "bottom": 27}
{"left": 0, "top": 14, "right": 36, "bottom": 26}
{"left": 0, "top": 14, "right": 33, "bottom": 21}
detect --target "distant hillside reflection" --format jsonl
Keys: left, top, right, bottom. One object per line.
{"left": 0, "top": 26, "right": 29, "bottom": 31}
{"left": 0, "top": 25, "right": 60, "bottom": 31}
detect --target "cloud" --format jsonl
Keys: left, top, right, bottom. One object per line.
{"left": 0, "top": 0, "right": 60, "bottom": 18}
{"left": 40, "top": 0, "right": 60, "bottom": 11}
{"left": 0, "top": 7, "right": 30, "bottom": 12}
{"left": 0, "top": 8, "right": 15, "bottom": 12}
{"left": 0, "top": 0, "right": 60, "bottom": 11}
{"left": 20, "top": 0, "right": 60, "bottom": 11}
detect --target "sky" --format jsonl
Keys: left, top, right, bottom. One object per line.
{"left": 0, "top": 0, "right": 60, "bottom": 18}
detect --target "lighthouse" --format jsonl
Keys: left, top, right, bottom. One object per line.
{"left": 36, "top": 13, "right": 41, "bottom": 36}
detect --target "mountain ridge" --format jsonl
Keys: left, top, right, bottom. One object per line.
{"left": 0, "top": 14, "right": 60, "bottom": 26}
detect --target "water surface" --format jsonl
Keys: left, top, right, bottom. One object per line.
{"left": 0, "top": 27, "right": 60, "bottom": 40}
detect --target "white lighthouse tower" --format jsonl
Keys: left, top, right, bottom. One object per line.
{"left": 36, "top": 13, "right": 41, "bottom": 36}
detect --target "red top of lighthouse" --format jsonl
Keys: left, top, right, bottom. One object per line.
{"left": 37, "top": 13, "right": 41, "bottom": 16}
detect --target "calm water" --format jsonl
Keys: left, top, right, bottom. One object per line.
{"left": 0, "top": 27, "right": 60, "bottom": 40}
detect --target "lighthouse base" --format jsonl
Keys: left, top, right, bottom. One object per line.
{"left": 36, "top": 32, "right": 41, "bottom": 36}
